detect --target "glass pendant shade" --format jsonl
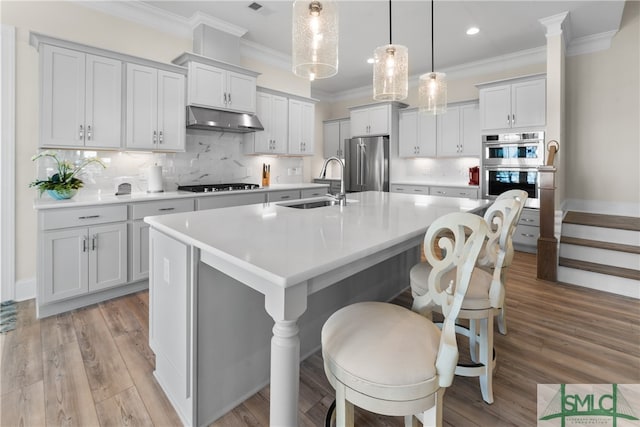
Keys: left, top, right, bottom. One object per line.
{"left": 419, "top": 72, "right": 447, "bottom": 114}
{"left": 292, "top": 0, "right": 339, "bottom": 80}
{"left": 373, "top": 44, "right": 408, "bottom": 101}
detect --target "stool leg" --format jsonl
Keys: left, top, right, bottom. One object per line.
{"left": 497, "top": 306, "right": 507, "bottom": 335}
{"left": 404, "top": 415, "right": 419, "bottom": 427}
{"left": 335, "top": 382, "right": 354, "bottom": 427}
{"left": 469, "top": 319, "right": 479, "bottom": 363}
{"left": 478, "top": 317, "right": 495, "bottom": 404}
{"left": 420, "top": 388, "right": 444, "bottom": 427}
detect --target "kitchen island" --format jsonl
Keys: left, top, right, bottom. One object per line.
{"left": 144, "top": 191, "right": 489, "bottom": 426}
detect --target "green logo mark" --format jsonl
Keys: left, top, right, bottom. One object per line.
{"left": 539, "top": 384, "right": 639, "bottom": 426}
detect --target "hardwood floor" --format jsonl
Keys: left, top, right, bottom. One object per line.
{"left": 1, "top": 251, "right": 639, "bottom": 426}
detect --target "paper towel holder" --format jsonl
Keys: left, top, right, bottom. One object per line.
{"left": 147, "top": 165, "right": 164, "bottom": 193}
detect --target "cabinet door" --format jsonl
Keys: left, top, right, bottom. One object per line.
{"left": 270, "top": 95, "right": 289, "bottom": 154}
{"left": 157, "top": 70, "right": 185, "bottom": 151}
{"left": 367, "top": 105, "right": 390, "bottom": 135}
{"left": 126, "top": 64, "right": 158, "bottom": 149}
{"left": 226, "top": 71, "right": 256, "bottom": 113}
{"left": 42, "top": 228, "right": 88, "bottom": 303}
{"left": 350, "top": 109, "right": 370, "bottom": 136}
{"left": 323, "top": 121, "right": 340, "bottom": 158}
{"left": 511, "top": 79, "right": 546, "bottom": 129}
{"left": 418, "top": 112, "right": 437, "bottom": 157}
{"left": 88, "top": 223, "right": 127, "bottom": 292}
{"left": 437, "top": 106, "right": 461, "bottom": 157}
{"left": 40, "top": 45, "right": 85, "bottom": 148}
{"left": 85, "top": 54, "right": 122, "bottom": 149}
{"left": 480, "top": 85, "right": 511, "bottom": 131}
{"left": 188, "top": 62, "right": 225, "bottom": 109}
{"left": 338, "top": 120, "right": 350, "bottom": 157}
{"left": 131, "top": 220, "right": 150, "bottom": 282}
{"left": 398, "top": 110, "right": 418, "bottom": 157}
{"left": 288, "top": 99, "right": 304, "bottom": 155}
{"left": 300, "top": 101, "right": 315, "bottom": 155}
{"left": 248, "top": 92, "right": 273, "bottom": 153}
{"left": 460, "top": 103, "right": 480, "bottom": 156}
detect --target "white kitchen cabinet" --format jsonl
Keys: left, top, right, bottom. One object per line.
{"left": 478, "top": 75, "right": 546, "bottom": 131}
{"left": 350, "top": 104, "right": 390, "bottom": 137}
{"left": 186, "top": 61, "right": 256, "bottom": 113}
{"left": 244, "top": 91, "right": 288, "bottom": 154}
{"left": 398, "top": 109, "right": 437, "bottom": 157}
{"left": 429, "top": 186, "right": 478, "bottom": 199}
{"left": 390, "top": 184, "right": 429, "bottom": 194}
{"left": 301, "top": 187, "right": 329, "bottom": 198}
{"left": 40, "top": 45, "right": 122, "bottom": 149}
{"left": 267, "top": 190, "right": 301, "bottom": 202}
{"left": 42, "top": 222, "right": 127, "bottom": 304}
{"left": 288, "top": 99, "right": 315, "bottom": 155}
{"left": 130, "top": 198, "right": 194, "bottom": 282}
{"left": 437, "top": 103, "right": 480, "bottom": 157}
{"left": 125, "top": 63, "right": 185, "bottom": 151}
{"left": 323, "top": 118, "right": 350, "bottom": 158}
{"left": 513, "top": 208, "right": 540, "bottom": 253}
{"left": 196, "top": 192, "right": 266, "bottom": 210}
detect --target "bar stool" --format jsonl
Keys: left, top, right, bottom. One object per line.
{"left": 321, "top": 212, "right": 488, "bottom": 427}
{"left": 409, "top": 197, "right": 522, "bottom": 404}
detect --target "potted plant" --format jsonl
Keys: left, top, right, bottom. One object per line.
{"left": 29, "top": 152, "right": 106, "bottom": 200}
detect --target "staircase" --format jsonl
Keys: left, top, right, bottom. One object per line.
{"left": 558, "top": 211, "right": 640, "bottom": 299}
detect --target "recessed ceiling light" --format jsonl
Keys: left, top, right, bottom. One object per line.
{"left": 367, "top": 58, "right": 375, "bottom": 64}
{"left": 466, "top": 27, "right": 480, "bottom": 36}
{"left": 248, "top": 2, "right": 263, "bottom": 11}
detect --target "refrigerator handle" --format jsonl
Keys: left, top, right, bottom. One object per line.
{"left": 359, "top": 143, "right": 365, "bottom": 188}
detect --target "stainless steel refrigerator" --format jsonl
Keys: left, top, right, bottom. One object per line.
{"left": 344, "top": 136, "right": 389, "bottom": 192}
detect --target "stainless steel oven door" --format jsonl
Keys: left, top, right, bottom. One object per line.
{"left": 482, "top": 166, "right": 538, "bottom": 200}
{"left": 483, "top": 141, "right": 544, "bottom": 166}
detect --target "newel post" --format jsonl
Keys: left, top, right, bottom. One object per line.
{"left": 537, "top": 142, "right": 559, "bottom": 281}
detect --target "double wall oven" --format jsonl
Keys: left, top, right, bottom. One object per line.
{"left": 481, "top": 132, "right": 544, "bottom": 200}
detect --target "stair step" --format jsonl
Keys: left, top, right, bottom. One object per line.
{"left": 560, "top": 236, "right": 640, "bottom": 255}
{"left": 563, "top": 211, "right": 640, "bottom": 232}
{"left": 559, "top": 257, "right": 640, "bottom": 281}
{"left": 557, "top": 266, "right": 640, "bottom": 299}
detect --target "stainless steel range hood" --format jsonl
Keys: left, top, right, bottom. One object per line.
{"left": 186, "top": 106, "right": 264, "bottom": 133}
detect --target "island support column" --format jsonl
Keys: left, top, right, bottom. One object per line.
{"left": 265, "top": 282, "right": 309, "bottom": 427}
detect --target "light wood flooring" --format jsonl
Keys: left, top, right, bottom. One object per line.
{"left": 1, "top": 251, "right": 639, "bottom": 426}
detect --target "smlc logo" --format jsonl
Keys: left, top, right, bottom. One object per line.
{"left": 538, "top": 384, "right": 640, "bottom": 427}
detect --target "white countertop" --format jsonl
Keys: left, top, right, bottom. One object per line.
{"left": 32, "top": 183, "right": 329, "bottom": 210}
{"left": 145, "top": 191, "right": 490, "bottom": 288}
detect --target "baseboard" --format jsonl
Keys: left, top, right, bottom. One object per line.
{"left": 563, "top": 199, "right": 640, "bottom": 217}
{"left": 14, "top": 277, "right": 36, "bottom": 301}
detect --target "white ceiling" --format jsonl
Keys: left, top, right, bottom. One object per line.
{"left": 141, "top": 0, "right": 625, "bottom": 96}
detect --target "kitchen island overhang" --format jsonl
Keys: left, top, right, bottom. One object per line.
{"left": 144, "top": 191, "right": 490, "bottom": 426}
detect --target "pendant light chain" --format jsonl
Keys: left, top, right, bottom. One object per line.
{"left": 431, "top": 0, "right": 434, "bottom": 73}
{"left": 389, "top": 0, "right": 393, "bottom": 45}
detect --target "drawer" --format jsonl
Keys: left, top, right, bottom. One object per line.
{"left": 41, "top": 204, "right": 127, "bottom": 230}
{"left": 267, "top": 190, "right": 300, "bottom": 202}
{"left": 390, "top": 184, "right": 429, "bottom": 194}
{"left": 197, "top": 192, "right": 265, "bottom": 210}
{"left": 519, "top": 208, "right": 540, "bottom": 226}
{"left": 430, "top": 186, "right": 478, "bottom": 199}
{"left": 512, "top": 224, "right": 539, "bottom": 247}
{"left": 301, "top": 187, "right": 328, "bottom": 199}
{"left": 132, "top": 198, "right": 194, "bottom": 219}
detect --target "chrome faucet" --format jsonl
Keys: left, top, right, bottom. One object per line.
{"left": 319, "top": 156, "right": 347, "bottom": 206}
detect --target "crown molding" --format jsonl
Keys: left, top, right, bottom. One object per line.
{"left": 188, "top": 11, "right": 247, "bottom": 37}
{"left": 240, "top": 38, "right": 291, "bottom": 71}
{"left": 567, "top": 30, "right": 619, "bottom": 57}
{"left": 539, "top": 11, "right": 570, "bottom": 39}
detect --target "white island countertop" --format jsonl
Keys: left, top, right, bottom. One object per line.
{"left": 145, "top": 191, "right": 490, "bottom": 288}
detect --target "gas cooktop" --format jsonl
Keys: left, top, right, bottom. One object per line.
{"left": 177, "top": 183, "right": 260, "bottom": 193}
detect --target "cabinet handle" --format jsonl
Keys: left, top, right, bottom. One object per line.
{"left": 228, "top": 93, "right": 231, "bottom": 105}
{"left": 280, "top": 195, "right": 291, "bottom": 199}
{"left": 159, "top": 131, "right": 164, "bottom": 144}
{"left": 78, "top": 215, "right": 100, "bottom": 219}
{"left": 521, "top": 233, "right": 536, "bottom": 238}
{"left": 79, "top": 124, "right": 84, "bottom": 140}
{"left": 92, "top": 234, "right": 97, "bottom": 251}
{"left": 223, "top": 93, "right": 227, "bottom": 104}
{"left": 158, "top": 207, "right": 175, "bottom": 211}
{"left": 87, "top": 125, "right": 92, "bottom": 141}
{"left": 153, "top": 130, "right": 157, "bottom": 143}
{"left": 512, "top": 114, "right": 516, "bottom": 125}
{"left": 521, "top": 218, "right": 535, "bottom": 222}
{"left": 82, "top": 237, "right": 87, "bottom": 253}
{"left": 507, "top": 115, "right": 510, "bottom": 126}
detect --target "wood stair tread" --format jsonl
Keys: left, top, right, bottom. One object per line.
{"left": 563, "top": 211, "right": 640, "bottom": 232}
{"left": 560, "top": 236, "right": 640, "bottom": 255}
{"left": 559, "top": 257, "right": 640, "bottom": 281}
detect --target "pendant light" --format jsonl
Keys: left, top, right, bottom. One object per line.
{"left": 292, "top": 0, "right": 339, "bottom": 81}
{"left": 419, "top": 0, "right": 447, "bottom": 114}
{"left": 373, "top": 0, "right": 408, "bottom": 101}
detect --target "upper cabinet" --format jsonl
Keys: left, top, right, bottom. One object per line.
{"left": 478, "top": 74, "right": 546, "bottom": 132}
{"left": 125, "top": 64, "right": 185, "bottom": 151}
{"left": 173, "top": 53, "right": 259, "bottom": 114}
{"left": 398, "top": 109, "right": 436, "bottom": 157}
{"left": 288, "top": 99, "right": 315, "bottom": 156}
{"left": 437, "top": 103, "right": 480, "bottom": 157}
{"left": 323, "top": 118, "right": 350, "bottom": 158}
{"left": 243, "top": 91, "right": 288, "bottom": 155}
{"left": 350, "top": 104, "right": 391, "bottom": 137}
{"left": 40, "top": 45, "right": 122, "bottom": 149}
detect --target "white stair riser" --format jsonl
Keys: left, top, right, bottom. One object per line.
{"left": 558, "top": 266, "right": 640, "bottom": 299}
{"left": 562, "top": 223, "right": 640, "bottom": 246}
{"left": 560, "top": 243, "right": 640, "bottom": 270}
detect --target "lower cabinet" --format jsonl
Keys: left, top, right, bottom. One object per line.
{"left": 391, "top": 184, "right": 479, "bottom": 199}
{"left": 513, "top": 208, "right": 540, "bottom": 253}
{"left": 390, "top": 184, "right": 429, "bottom": 195}
{"left": 42, "top": 222, "right": 127, "bottom": 303}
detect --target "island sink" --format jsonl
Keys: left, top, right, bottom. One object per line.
{"left": 282, "top": 199, "right": 339, "bottom": 209}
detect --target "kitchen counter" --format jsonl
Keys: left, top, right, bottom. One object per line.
{"left": 144, "top": 192, "right": 490, "bottom": 426}
{"left": 32, "top": 183, "right": 328, "bottom": 210}
{"left": 391, "top": 179, "right": 479, "bottom": 188}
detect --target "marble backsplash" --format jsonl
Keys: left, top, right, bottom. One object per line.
{"left": 34, "top": 130, "right": 305, "bottom": 194}
{"left": 391, "top": 156, "right": 481, "bottom": 185}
